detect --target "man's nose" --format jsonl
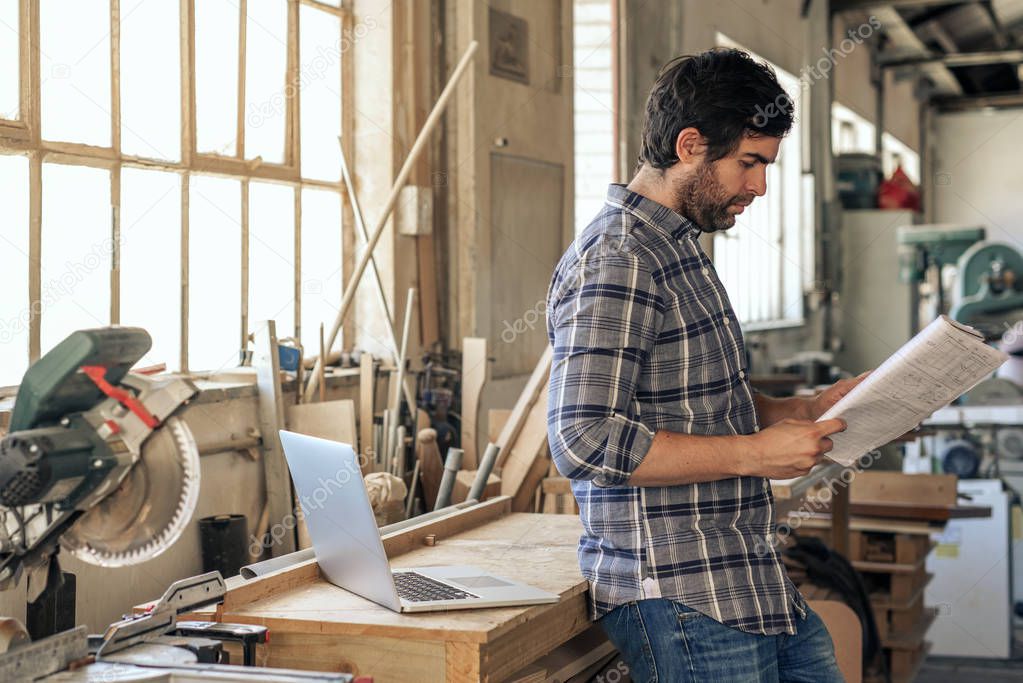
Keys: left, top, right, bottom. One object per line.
{"left": 747, "top": 167, "right": 767, "bottom": 197}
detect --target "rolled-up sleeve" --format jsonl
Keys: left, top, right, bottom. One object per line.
{"left": 546, "top": 241, "right": 662, "bottom": 487}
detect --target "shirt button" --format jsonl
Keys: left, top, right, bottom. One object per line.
{"left": 701, "top": 267, "right": 710, "bottom": 276}
{"left": 738, "top": 370, "right": 746, "bottom": 379}
{"left": 754, "top": 425, "right": 761, "bottom": 433}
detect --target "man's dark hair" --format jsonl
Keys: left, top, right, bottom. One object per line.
{"left": 638, "top": 48, "right": 794, "bottom": 170}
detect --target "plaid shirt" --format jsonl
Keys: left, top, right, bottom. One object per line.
{"left": 546, "top": 184, "right": 804, "bottom": 635}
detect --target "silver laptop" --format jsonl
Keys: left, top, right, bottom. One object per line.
{"left": 279, "top": 430, "right": 559, "bottom": 613}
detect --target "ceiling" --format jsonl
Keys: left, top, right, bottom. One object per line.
{"left": 834, "top": 0, "right": 1023, "bottom": 103}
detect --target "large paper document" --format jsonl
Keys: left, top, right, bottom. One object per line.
{"left": 819, "top": 315, "right": 1008, "bottom": 466}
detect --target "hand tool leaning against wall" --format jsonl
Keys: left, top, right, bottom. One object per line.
{"left": 546, "top": 48, "right": 867, "bottom": 683}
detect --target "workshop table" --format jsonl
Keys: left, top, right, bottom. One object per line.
{"left": 202, "top": 498, "right": 590, "bottom": 682}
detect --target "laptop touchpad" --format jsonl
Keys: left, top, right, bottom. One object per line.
{"left": 448, "top": 575, "right": 514, "bottom": 589}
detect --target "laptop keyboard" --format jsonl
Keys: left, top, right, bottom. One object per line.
{"left": 393, "top": 572, "right": 480, "bottom": 602}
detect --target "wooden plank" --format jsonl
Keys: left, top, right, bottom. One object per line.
{"left": 359, "top": 353, "right": 375, "bottom": 469}
{"left": 495, "top": 346, "right": 553, "bottom": 468}
{"left": 477, "top": 592, "right": 589, "bottom": 682}
{"left": 882, "top": 608, "right": 937, "bottom": 650}
{"left": 222, "top": 497, "right": 514, "bottom": 614}
{"left": 461, "top": 337, "right": 488, "bottom": 469}
{"left": 851, "top": 471, "right": 958, "bottom": 507}
{"left": 451, "top": 469, "right": 501, "bottom": 503}
{"left": 267, "top": 631, "right": 446, "bottom": 683}
{"left": 286, "top": 399, "right": 357, "bottom": 447}
{"left": 488, "top": 408, "right": 511, "bottom": 444}
{"left": 253, "top": 320, "right": 296, "bottom": 557}
{"left": 499, "top": 389, "right": 552, "bottom": 512}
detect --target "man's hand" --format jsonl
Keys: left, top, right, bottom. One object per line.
{"left": 806, "top": 371, "right": 871, "bottom": 421}
{"left": 744, "top": 418, "right": 847, "bottom": 479}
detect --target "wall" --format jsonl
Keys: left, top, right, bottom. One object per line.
{"left": 443, "top": 0, "right": 575, "bottom": 379}
{"left": 932, "top": 108, "right": 1023, "bottom": 245}
{"left": 617, "top": 1, "right": 924, "bottom": 373}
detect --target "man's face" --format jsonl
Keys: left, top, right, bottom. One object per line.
{"left": 673, "top": 134, "right": 780, "bottom": 232}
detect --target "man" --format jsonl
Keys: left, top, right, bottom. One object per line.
{"left": 546, "top": 48, "right": 865, "bottom": 682}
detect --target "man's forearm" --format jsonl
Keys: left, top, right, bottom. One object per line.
{"left": 753, "top": 392, "right": 813, "bottom": 427}
{"left": 626, "top": 430, "right": 753, "bottom": 486}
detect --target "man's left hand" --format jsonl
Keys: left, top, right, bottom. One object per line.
{"left": 805, "top": 371, "right": 871, "bottom": 421}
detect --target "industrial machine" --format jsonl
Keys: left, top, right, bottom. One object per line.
{"left": 0, "top": 327, "right": 201, "bottom": 603}
{"left": 0, "top": 327, "right": 351, "bottom": 680}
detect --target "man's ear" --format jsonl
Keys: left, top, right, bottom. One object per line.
{"left": 675, "top": 127, "right": 707, "bottom": 165}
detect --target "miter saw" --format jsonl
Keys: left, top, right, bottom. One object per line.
{"left": 0, "top": 326, "right": 201, "bottom": 602}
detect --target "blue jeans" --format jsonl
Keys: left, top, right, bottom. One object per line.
{"left": 598, "top": 599, "right": 843, "bottom": 683}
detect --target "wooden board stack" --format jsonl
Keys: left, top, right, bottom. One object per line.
{"left": 785, "top": 472, "right": 962, "bottom": 683}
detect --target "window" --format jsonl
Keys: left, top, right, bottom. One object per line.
{"left": 573, "top": 0, "right": 615, "bottom": 234}
{"left": 0, "top": 2, "right": 19, "bottom": 120}
{"left": 0, "top": 1, "right": 352, "bottom": 382}
{"left": 831, "top": 102, "right": 875, "bottom": 154}
{"left": 0, "top": 155, "right": 29, "bottom": 387}
{"left": 713, "top": 35, "right": 806, "bottom": 328}
{"left": 832, "top": 102, "right": 920, "bottom": 184}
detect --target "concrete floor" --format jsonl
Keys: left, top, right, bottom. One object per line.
{"left": 916, "top": 630, "right": 1023, "bottom": 682}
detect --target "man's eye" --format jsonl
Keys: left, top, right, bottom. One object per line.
{"left": 740, "top": 161, "right": 755, "bottom": 169}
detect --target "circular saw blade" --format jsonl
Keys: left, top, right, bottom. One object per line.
{"left": 61, "top": 416, "right": 201, "bottom": 567}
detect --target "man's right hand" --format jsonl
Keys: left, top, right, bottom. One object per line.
{"left": 744, "top": 418, "right": 847, "bottom": 479}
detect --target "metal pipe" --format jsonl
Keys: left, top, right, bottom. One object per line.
{"left": 468, "top": 443, "right": 500, "bottom": 502}
{"left": 304, "top": 40, "right": 479, "bottom": 401}
{"left": 433, "top": 447, "right": 463, "bottom": 510}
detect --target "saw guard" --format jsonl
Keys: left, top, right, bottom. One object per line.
{"left": 60, "top": 416, "right": 201, "bottom": 567}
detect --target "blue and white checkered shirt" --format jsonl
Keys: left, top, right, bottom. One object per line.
{"left": 546, "top": 184, "right": 803, "bottom": 635}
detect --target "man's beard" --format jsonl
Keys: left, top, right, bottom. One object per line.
{"left": 673, "top": 161, "right": 754, "bottom": 233}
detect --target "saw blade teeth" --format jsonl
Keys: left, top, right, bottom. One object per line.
{"left": 62, "top": 416, "right": 202, "bottom": 567}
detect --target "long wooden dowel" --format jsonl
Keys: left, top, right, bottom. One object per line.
{"left": 338, "top": 139, "right": 416, "bottom": 412}
{"left": 304, "top": 40, "right": 479, "bottom": 401}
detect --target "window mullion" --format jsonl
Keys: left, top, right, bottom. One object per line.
{"left": 236, "top": 0, "right": 247, "bottom": 160}
{"left": 286, "top": 0, "right": 300, "bottom": 171}
{"left": 28, "top": 153, "right": 41, "bottom": 362}
{"left": 181, "top": 0, "right": 196, "bottom": 167}
{"left": 180, "top": 173, "right": 189, "bottom": 371}
{"left": 240, "top": 178, "right": 249, "bottom": 352}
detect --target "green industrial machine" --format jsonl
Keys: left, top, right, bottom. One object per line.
{"left": 0, "top": 327, "right": 200, "bottom": 599}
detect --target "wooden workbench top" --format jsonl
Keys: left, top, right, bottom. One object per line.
{"left": 221, "top": 511, "right": 587, "bottom": 645}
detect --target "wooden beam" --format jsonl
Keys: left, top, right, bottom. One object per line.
{"left": 253, "top": 320, "right": 297, "bottom": 557}
{"left": 460, "top": 337, "right": 488, "bottom": 469}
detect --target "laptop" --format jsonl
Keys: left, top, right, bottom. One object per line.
{"left": 278, "top": 430, "right": 559, "bottom": 613}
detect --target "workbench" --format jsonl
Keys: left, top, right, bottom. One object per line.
{"left": 200, "top": 498, "right": 589, "bottom": 682}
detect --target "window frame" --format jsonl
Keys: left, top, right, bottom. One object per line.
{"left": 0, "top": 0, "right": 354, "bottom": 378}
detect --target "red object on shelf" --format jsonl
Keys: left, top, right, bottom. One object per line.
{"left": 878, "top": 165, "right": 920, "bottom": 211}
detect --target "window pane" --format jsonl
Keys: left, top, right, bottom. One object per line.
{"left": 189, "top": 175, "right": 241, "bottom": 372}
{"left": 121, "top": 0, "right": 180, "bottom": 160}
{"left": 248, "top": 181, "right": 294, "bottom": 340}
{"left": 121, "top": 169, "right": 181, "bottom": 370}
{"left": 40, "top": 0, "right": 111, "bottom": 146}
{"left": 244, "top": 0, "right": 288, "bottom": 164}
{"left": 0, "top": 1, "right": 18, "bottom": 120}
{"left": 195, "top": 0, "right": 239, "bottom": 156}
{"left": 0, "top": 155, "right": 29, "bottom": 386}
{"left": 40, "top": 164, "right": 111, "bottom": 354}
{"left": 300, "top": 188, "right": 341, "bottom": 350}
{"left": 300, "top": 6, "right": 341, "bottom": 181}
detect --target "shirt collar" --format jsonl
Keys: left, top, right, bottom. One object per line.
{"left": 605, "top": 183, "right": 700, "bottom": 241}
